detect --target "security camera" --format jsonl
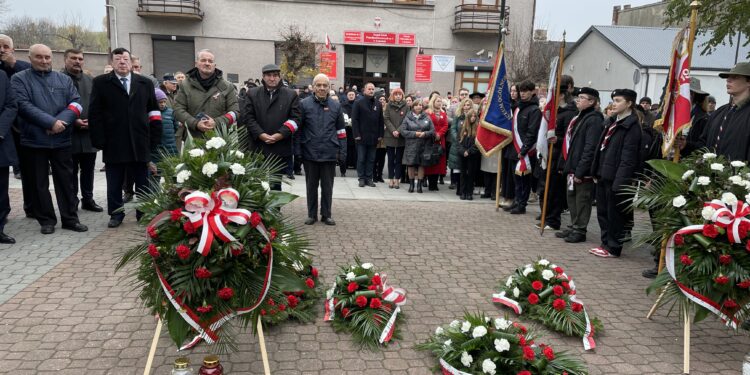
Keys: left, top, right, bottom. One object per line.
{"left": 476, "top": 49, "right": 485, "bottom": 56}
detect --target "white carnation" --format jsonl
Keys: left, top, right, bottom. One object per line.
{"left": 232, "top": 150, "right": 245, "bottom": 158}
{"left": 443, "top": 339, "right": 452, "bottom": 350}
{"left": 542, "top": 269, "right": 555, "bottom": 280}
{"left": 460, "top": 351, "right": 473, "bottom": 367}
{"left": 472, "top": 326, "right": 487, "bottom": 338}
{"left": 361, "top": 263, "right": 373, "bottom": 269}
{"left": 513, "top": 287, "right": 520, "bottom": 298}
{"left": 697, "top": 176, "right": 711, "bottom": 185}
{"left": 176, "top": 170, "right": 191, "bottom": 184}
{"left": 202, "top": 162, "right": 218, "bottom": 177}
{"left": 732, "top": 161, "right": 746, "bottom": 168}
{"left": 494, "top": 338, "right": 510, "bottom": 352}
{"left": 729, "top": 175, "right": 744, "bottom": 184}
{"left": 175, "top": 163, "right": 185, "bottom": 171}
{"left": 538, "top": 259, "right": 550, "bottom": 266}
{"left": 522, "top": 267, "right": 534, "bottom": 277}
{"left": 494, "top": 318, "right": 512, "bottom": 330}
{"left": 229, "top": 163, "right": 245, "bottom": 175}
{"left": 188, "top": 148, "right": 204, "bottom": 157}
{"left": 435, "top": 326, "right": 444, "bottom": 335}
{"left": 205, "top": 137, "right": 226, "bottom": 150}
{"left": 449, "top": 320, "right": 461, "bottom": 329}
{"left": 703, "top": 152, "right": 717, "bottom": 160}
{"left": 682, "top": 170, "right": 694, "bottom": 180}
{"left": 345, "top": 272, "right": 356, "bottom": 281}
{"left": 710, "top": 163, "right": 725, "bottom": 172}
{"left": 261, "top": 181, "right": 270, "bottom": 191}
{"left": 672, "top": 195, "right": 687, "bottom": 208}
{"left": 461, "top": 321, "right": 471, "bottom": 333}
{"left": 505, "top": 276, "right": 514, "bottom": 287}
{"left": 722, "top": 192, "right": 738, "bottom": 205}
{"left": 482, "top": 359, "right": 496, "bottom": 374}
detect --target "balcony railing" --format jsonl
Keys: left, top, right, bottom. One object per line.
{"left": 137, "top": 0, "right": 204, "bottom": 20}
{"left": 452, "top": 4, "right": 509, "bottom": 34}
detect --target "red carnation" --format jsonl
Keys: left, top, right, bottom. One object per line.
{"left": 531, "top": 280, "right": 544, "bottom": 291}
{"left": 714, "top": 275, "right": 730, "bottom": 285}
{"left": 724, "top": 299, "right": 738, "bottom": 309}
{"left": 522, "top": 345, "right": 535, "bottom": 361}
{"left": 552, "top": 298, "right": 566, "bottom": 311}
{"left": 270, "top": 228, "right": 278, "bottom": 240}
{"left": 371, "top": 274, "right": 382, "bottom": 286}
{"left": 738, "top": 279, "right": 750, "bottom": 288}
{"left": 230, "top": 244, "right": 244, "bottom": 256}
{"left": 674, "top": 234, "right": 685, "bottom": 246}
{"left": 369, "top": 297, "right": 382, "bottom": 309}
{"left": 148, "top": 244, "right": 159, "bottom": 258}
{"left": 740, "top": 221, "right": 750, "bottom": 239}
{"left": 561, "top": 281, "right": 570, "bottom": 290}
{"left": 311, "top": 267, "right": 319, "bottom": 278}
{"left": 147, "top": 225, "right": 158, "bottom": 239}
{"left": 195, "top": 267, "right": 212, "bottom": 279}
{"left": 347, "top": 282, "right": 359, "bottom": 293}
{"left": 197, "top": 305, "right": 213, "bottom": 314}
{"left": 513, "top": 322, "right": 527, "bottom": 333}
{"left": 170, "top": 208, "right": 183, "bottom": 222}
{"left": 268, "top": 298, "right": 275, "bottom": 306}
{"left": 543, "top": 346, "right": 555, "bottom": 361}
{"left": 260, "top": 309, "right": 267, "bottom": 316}
{"left": 368, "top": 285, "right": 377, "bottom": 290}
{"left": 183, "top": 220, "right": 196, "bottom": 234}
{"left": 528, "top": 293, "right": 540, "bottom": 305}
{"left": 342, "top": 307, "right": 350, "bottom": 317}
{"left": 305, "top": 278, "right": 315, "bottom": 289}
{"left": 680, "top": 254, "right": 693, "bottom": 266}
{"left": 175, "top": 244, "right": 190, "bottom": 260}
{"left": 554, "top": 266, "right": 564, "bottom": 274}
{"left": 250, "top": 212, "right": 262, "bottom": 227}
{"left": 719, "top": 254, "right": 732, "bottom": 265}
{"left": 571, "top": 302, "right": 584, "bottom": 313}
{"left": 517, "top": 372, "right": 532, "bottom": 375}
{"left": 262, "top": 242, "right": 272, "bottom": 255}
{"left": 355, "top": 295, "right": 368, "bottom": 307}
{"left": 553, "top": 285, "right": 564, "bottom": 297}
{"left": 278, "top": 303, "right": 286, "bottom": 311}
{"left": 517, "top": 335, "right": 527, "bottom": 346}
{"left": 286, "top": 295, "right": 299, "bottom": 308}
{"left": 703, "top": 224, "right": 719, "bottom": 238}
{"left": 217, "top": 287, "right": 234, "bottom": 300}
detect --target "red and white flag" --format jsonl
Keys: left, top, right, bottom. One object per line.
{"left": 536, "top": 56, "right": 559, "bottom": 168}
{"left": 656, "top": 26, "right": 692, "bottom": 157}
{"left": 325, "top": 33, "right": 331, "bottom": 50}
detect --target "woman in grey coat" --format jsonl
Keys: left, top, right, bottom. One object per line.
{"left": 399, "top": 100, "right": 435, "bottom": 193}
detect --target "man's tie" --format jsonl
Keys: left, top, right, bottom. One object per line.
{"left": 120, "top": 77, "right": 128, "bottom": 94}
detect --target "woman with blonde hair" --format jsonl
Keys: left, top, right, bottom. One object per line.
{"left": 455, "top": 108, "right": 481, "bottom": 200}
{"left": 424, "top": 94, "right": 449, "bottom": 191}
{"left": 448, "top": 98, "right": 474, "bottom": 193}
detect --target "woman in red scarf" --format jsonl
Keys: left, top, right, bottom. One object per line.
{"left": 424, "top": 95, "right": 448, "bottom": 191}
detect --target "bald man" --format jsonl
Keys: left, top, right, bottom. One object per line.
{"left": 11, "top": 44, "right": 88, "bottom": 234}
{"left": 295, "top": 74, "right": 346, "bottom": 225}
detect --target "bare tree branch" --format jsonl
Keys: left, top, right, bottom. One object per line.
{"left": 278, "top": 25, "right": 318, "bottom": 85}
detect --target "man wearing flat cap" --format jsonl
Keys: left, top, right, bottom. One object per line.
{"left": 699, "top": 62, "right": 750, "bottom": 161}
{"left": 240, "top": 63, "right": 301, "bottom": 190}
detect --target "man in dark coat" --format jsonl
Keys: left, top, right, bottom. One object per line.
{"left": 699, "top": 62, "right": 750, "bottom": 161}
{"left": 89, "top": 47, "right": 162, "bottom": 228}
{"left": 0, "top": 70, "right": 17, "bottom": 243}
{"left": 341, "top": 89, "right": 358, "bottom": 174}
{"left": 295, "top": 74, "right": 347, "bottom": 226}
{"left": 677, "top": 77, "right": 711, "bottom": 156}
{"left": 240, "top": 63, "right": 301, "bottom": 191}
{"left": 11, "top": 44, "right": 88, "bottom": 235}
{"left": 504, "top": 80, "right": 541, "bottom": 214}
{"left": 62, "top": 48, "right": 102, "bottom": 213}
{"left": 352, "top": 82, "right": 384, "bottom": 187}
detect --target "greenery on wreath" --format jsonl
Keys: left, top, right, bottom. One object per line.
{"left": 415, "top": 311, "right": 588, "bottom": 375}
{"left": 115, "top": 125, "right": 320, "bottom": 353}
{"left": 259, "top": 264, "right": 322, "bottom": 325}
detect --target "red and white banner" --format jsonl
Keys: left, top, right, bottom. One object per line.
{"left": 415, "top": 55, "right": 432, "bottom": 83}
{"left": 319, "top": 51, "right": 337, "bottom": 80}
{"left": 439, "top": 358, "right": 472, "bottom": 375}
{"left": 343, "top": 31, "right": 415, "bottom": 46}
{"left": 491, "top": 291, "right": 523, "bottom": 314}
{"left": 656, "top": 26, "right": 692, "bottom": 157}
{"left": 537, "top": 56, "right": 559, "bottom": 168}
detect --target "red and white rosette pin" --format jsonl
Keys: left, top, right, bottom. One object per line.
{"left": 182, "top": 189, "right": 254, "bottom": 256}
{"left": 491, "top": 291, "right": 523, "bottom": 314}
{"left": 704, "top": 199, "right": 750, "bottom": 243}
{"left": 378, "top": 276, "right": 406, "bottom": 344}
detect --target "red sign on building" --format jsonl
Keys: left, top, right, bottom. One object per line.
{"left": 319, "top": 51, "right": 337, "bottom": 80}
{"left": 415, "top": 55, "right": 432, "bottom": 82}
{"left": 398, "top": 33, "right": 416, "bottom": 46}
{"left": 343, "top": 31, "right": 417, "bottom": 46}
{"left": 344, "top": 31, "right": 362, "bottom": 43}
{"left": 363, "top": 32, "right": 397, "bottom": 45}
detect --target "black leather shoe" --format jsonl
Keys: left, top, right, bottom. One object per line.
{"left": 642, "top": 267, "right": 658, "bottom": 279}
{"left": 502, "top": 203, "right": 517, "bottom": 212}
{"left": 322, "top": 217, "right": 336, "bottom": 226}
{"left": 62, "top": 222, "right": 88, "bottom": 232}
{"left": 304, "top": 217, "right": 317, "bottom": 225}
{"left": 555, "top": 229, "right": 571, "bottom": 238}
{"left": 564, "top": 232, "right": 586, "bottom": 243}
{"left": 509, "top": 206, "right": 526, "bottom": 215}
{"left": 81, "top": 200, "right": 104, "bottom": 212}
{"left": 359, "top": 180, "right": 365, "bottom": 187}
{"left": 366, "top": 180, "right": 376, "bottom": 187}
{"left": 0, "top": 232, "right": 15, "bottom": 244}
{"left": 108, "top": 218, "right": 123, "bottom": 228}
{"left": 460, "top": 194, "right": 467, "bottom": 200}
{"left": 287, "top": 174, "right": 295, "bottom": 180}
{"left": 40, "top": 225, "right": 55, "bottom": 234}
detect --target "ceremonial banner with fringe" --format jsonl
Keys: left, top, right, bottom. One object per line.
{"left": 476, "top": 43, "right": 513, "bottom": 156}
{"left": 655, "top": 26, "right": 692, "bottom": 157}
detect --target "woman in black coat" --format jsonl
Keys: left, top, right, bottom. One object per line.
{"left": 589, "top": 89, "right": 642, "bottom": 258}
{"left": 399, "top": 100, "right": 435, "bottom": 193}
{"left": 455, "top": 109, "right": 480, "bottom": 200}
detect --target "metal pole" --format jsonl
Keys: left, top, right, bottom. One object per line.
{"left": 736, "top": 32, "right": 742, "bottom": 65}
{"left": 497, "top": 0, "right": 506, "bottom": 49}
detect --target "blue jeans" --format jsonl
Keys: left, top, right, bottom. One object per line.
{"left": 356, "top": 143, "right": 376, "bottom": 181}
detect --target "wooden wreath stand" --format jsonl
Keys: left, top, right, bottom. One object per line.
{"left": 142, "top": 318, "right": 272, "bottom": 375}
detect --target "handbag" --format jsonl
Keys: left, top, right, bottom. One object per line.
{"left": 421, "top": 139, "right": 444, "bottom": 166}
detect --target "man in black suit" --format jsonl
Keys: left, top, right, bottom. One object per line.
{"left": 351, "top": 83, "right": 384, "bottom": 187}
{"left": 89, "top": 47, "right": 162, "bottom": 228}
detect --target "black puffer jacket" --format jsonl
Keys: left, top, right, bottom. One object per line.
{"left": 560, "top": 107, "right": 603, "bottom": 178}
{"left": 295, "top": 95, "right": 346, "bottom": 163}
{"left": 552, "top": 100, "right": 577, "bottom": 163}
{"left": 592, "top": 112, "right": 642, "bottom": 192}
{"left": 510, "top": 95, "right": 541, "bottom": 160}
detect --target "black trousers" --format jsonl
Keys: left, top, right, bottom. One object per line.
{"left": 596, "top": 180, "right": 630, "bottom": 256}
{"left": 12, "top": 130, "right": 33, "bottom": 216}
{"left": 500, "top": 156, "right": 515, "bottom": 200}
{"left": 459, "top": 153, "right": 480, "bottom": 196}
{"left": 513, "top": 171, "right": 532, "bottom": 209}
{"left": 72, "top": 152, "right": 96, "bottom": 202}
{"left": 373, "top": 147, "right": 386, "bottom": 181}
{"left": 483, "top": 172, "right": 497, "bottom": 197}
{"left": 537, "top": 171, "right": 565, "bottom": 229}
{"left": 271, "top": 155, "right": 292, "bottom": 191}
{"left": 106, "top": 162, "right": 148, "bottom": 221}
{"left": 303, "top": 160, "right": 336, "bottom": 219}
{"left": 0, "top": 166, "right": 9, "bottom": 232}
{"left": 386, "top": 146, "right": 404, "bottom": 179}
{"left": 25, "top": 146, "right": 79, "bottom": 227}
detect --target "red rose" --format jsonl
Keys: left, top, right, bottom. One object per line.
{"left": 195, "top": 267, "right": 212, "bottom": 279}
{"left": 251, "top": 212, "right": 262, "bottom": 227}
{"left": 355, "top": 295, "right": 368, "bottom": 307}
{"left": 278, "top": 303, "right": 286, "bottom": 311}
{"left": 217, "top": 287, "right": 234, "bottom": 300}
{"left": 369, "top": 298, "right": 382, "bottom": 309}
{"left": 260, "top": 309, "right": 267, "bottom": 316}
{"left": 183, "top": 220, "right": 196, "bottom": 234}
{"left": 553, "top": 285, "right": 564, "bottom": 297}
{"left": 554, "top": 266, "right": 564, "bottom": 274}
{"left": 680, "top": 254, "right": 693, "bottom": 266}
{"left": 347, "top": 282, "right": 359, "bottom": 293}
{"left": 170, "top": 208, "right": 183, "bottom": 222}
{"left": 148, "top": 244, "right": 159, "bottom": 258}
{"left": 175, "top": 244, "right": 190, "bottom": 260}
{"left": 517, "top": 335, "right": 527, "bottom": 346}
{"left": 543, "top": 346, "right": 555, "bottom": 361}
{"left": 553, "top": 298, "right": 566, "bottom": 311}
{"left": 724, "top": 299, "right": 738, "bottom": 309}
{"left": 270, "top": 228, "right": 278, "bottom": 240}
{"left": 342, "top": 307, "right": 350, "bottom": 317}
{"left": 197, "top": 305, "right": 213, "bottom": 314}
{"left": 703, "top": 224, "right": 719, "bottom": 238}
{"left": 714, "top": 275, "right": 730, "bottom": 285}
{"left": 147, "top": 225, "right": 158, "bottom": 239}
{"left": 674, "top": 234, "right": 684, "bottom": 246}
{"left": 719, "top": 254, "right": 732, "bottom": 265}
{"left": 287, "top": 295, "right": 299, "bottom": 308}
{"left": 527, "top": 293, "right": 540, "bottom": 305}
{"left": 230, "top": 244, "right": 244, "bottom": 256}
{"left": 738, "top": 280, "right": 750, "bottom": 288}
{"left": 571, "top": 302, "right": 583, "bottom": 313}
{"left": 305, "top": 278, "right": 315, "bottom": 289}
{"left": 371, "top": 274, "right": 382, "bottom": 286}
{"left": 522, "top": 345, "right": 535, "bottom": 361}
{"left": 517, "top": 372, "right": 532, "bottom": 375}
{"left": 311, "top": 267, "right": 319, "bottom": 278}
{"left": 262, "top": 242, "right": 272, "bottom": 255}
{"left": 561, "top": 281, "right": 570, "bottom": 290}
{"left": 531, "top": 280, "right": 544, "bottom": 291}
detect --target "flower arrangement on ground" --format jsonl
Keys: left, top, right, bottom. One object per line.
{"left": 492, "top": 258, "right": 601, "bottom": 350}
{"left": 259, "top": 263, "right": 322, "bottom": 325}
{"left": 116, "top": 126, "right": 320, "bottom": 352}
{"left": 415, "top": 311, "right": 588, "bottom": 375}
{"left": 324, "top": 258, "right": 407, "bottom": 349}
{"left": 633, "top": 152, "right": 750, "bottom": 327}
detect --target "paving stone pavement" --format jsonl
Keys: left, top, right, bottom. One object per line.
{"left": 0, "top": 171, "right": 748, "bottom": 374}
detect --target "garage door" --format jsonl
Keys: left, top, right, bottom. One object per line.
{"left": 153, "top": 38, "right": 195, "bottom": 79}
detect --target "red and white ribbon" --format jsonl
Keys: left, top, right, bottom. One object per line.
{"left": 560, "top": 272, "right": 596, "bottom": 351}
{"left": 704, "top": 199, "right": 750, "bottom": 244}
{"left": 439, "top": 358, "right": 472, "bottom": 375}
{"left": 323, "top": 281, "right": 337, "bottom": 321}
{"left": 379, "top": 282, "right": 407, "bottom": 344}
{"left": 491, "top": 291, "right": 523, "bottom": 314}
{"left": 665, "top": 224, "right": 740, "bottom": 329}
{"left": 182, "top": 189, "right": 253, "bottom": 256}
{"left": 512, "top": 107, "right": 533, "bottom": 176}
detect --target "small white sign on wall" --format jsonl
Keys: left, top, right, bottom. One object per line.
{"left": 432, "top": 55, "right": 455, "bottom": 72}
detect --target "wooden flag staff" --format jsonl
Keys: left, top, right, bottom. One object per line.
{"left": 495, "top": 151, "right": 503, "bottom": 211}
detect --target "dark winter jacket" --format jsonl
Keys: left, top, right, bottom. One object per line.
{"left": 88, "top": 72, "right": 163, "bottom": 163}
{"left": 448, "top": 114, "right": 464, "bottom": 170}
{"left": 240, "top": 82, "right": 301, "bottom": 158}
{"left": 152, "top": 107, "right": 177, "bottom": 163}
{"left": 383, "top": 100, "right": 406, "bottom": 148}
{"left": 399, "top": 111, "right": 434, "bottom": 166}
{"left": 0, "top": 60, "right": 30, "bottom": 79}
{"left": 699, "top": 99, "right": 750, "bottom": 162}
{"left": 683, "top": 105, "right": 709, "bottom": 156}
{"left": 0, "top": 71, "right": 18, "bottom": 168}
{"left": 351, "top": 95, "right": 384, "bottom": 146}
{"left": 11, "top": 68, "right": 80, "bottom": 149}
{"left": 592, "top": 112, "right": 642, "bottom": 192}
{"left": 552, "top": 100, "right": 577, "bottom": 162}
{"left": 455, "top": 127, "right": 479, "bottom": 157}
{"left": 508, "top": 95, "right": 541, "bottom": 160}
{"left": 173, "top": 67, "right": 239, "bottom": 139}
{"left": 62, "top": 69, "right": 98, "bottom": 154}
{"left": 295, "top": 95, "right": 347, "bottom": 163}
{"left": 560, "top": 107, "right": 603, "bottom": 179}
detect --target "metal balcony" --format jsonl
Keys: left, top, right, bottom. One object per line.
{"left": 452, "top": 4, "right": 509, "bottom": 34}
{"left": 137, "top": 0, "right": 204, "bottom": 21}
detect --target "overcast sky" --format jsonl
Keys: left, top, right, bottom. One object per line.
{"left": 7, "top": 0, "right": 659, "bottom": 39}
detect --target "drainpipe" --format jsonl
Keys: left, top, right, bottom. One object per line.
{"left": 105, "top": 2, "right": 118, "bottom": 49}
{"left": 643, "top": 68, "right": 650, "bottom": 100}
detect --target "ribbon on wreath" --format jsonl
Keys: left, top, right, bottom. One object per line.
{"left": 378, "top": 273, "right": 407, "bottom": 344}
{"left": 704, "top": 199, "right": 750, "bottom": 244}
{"left": 323, "top": 280, "right": 337, "bottom": 321}
{"left": 182, "top": 188, "right": 254, "bottom": 256}
{"left": 439, "top": 358, "right": 472, "bottom": 375}
{"left": 491, "top": 291, "right": 523, "bottom": 314}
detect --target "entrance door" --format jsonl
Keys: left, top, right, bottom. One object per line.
{"left": 152, "top": 36, "right": 195, "bottom": 79}
{"left": 344, "top": 45, "right": 406, "bottom": 95}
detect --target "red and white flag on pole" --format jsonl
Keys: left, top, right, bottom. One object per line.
{"left": 325, "top": 33, "right": 331, "bottom": 50}
{"left": 536, "top": 56, "right": 559, "bottom": 168}
{"left": 656, "top": 26, "right": 692, "bottom": 157}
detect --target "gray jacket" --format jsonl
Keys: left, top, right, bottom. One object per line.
{"left": 399, "top": 111, "right": 434, "bottom": 166}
